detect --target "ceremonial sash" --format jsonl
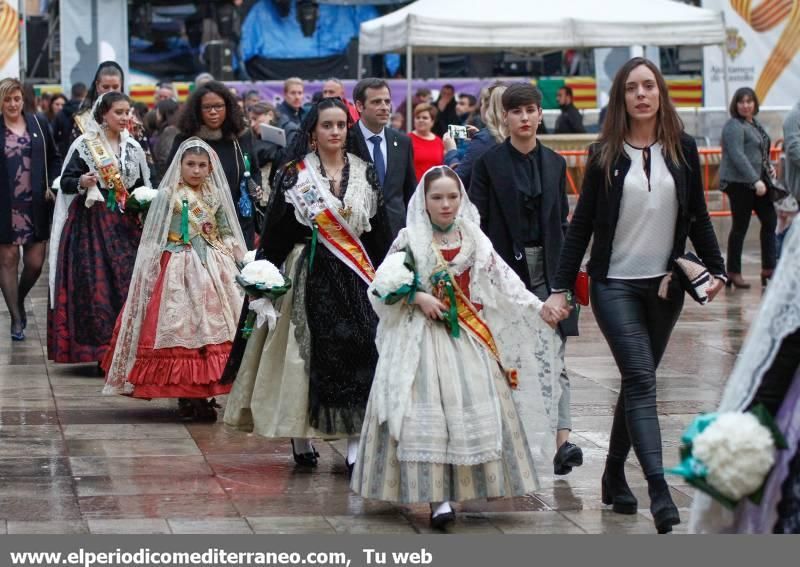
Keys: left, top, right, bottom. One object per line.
{"left": 83, "top": 132, "right": 129, "bottom": 212}
{"left": 431, "top": 248, "right": 518, "bottom": 389}
{"left": 285, "top": 159, "right": 375, "bottom": 285}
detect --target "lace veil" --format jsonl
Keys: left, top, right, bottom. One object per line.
{"left": 48, "top": 93, "right": 151, "bottom": 304}
{"left": 368, "top": 166, "right": 562, "bottom": 474}
{"left": 103, "top": 137, "right": 246, "bottom": 394}
{"left": 689, "top": 215, "right": 800, "bottom": 532}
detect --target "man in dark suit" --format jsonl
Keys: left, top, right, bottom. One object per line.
{"left": 348, "top": 78, "right": 416, "bottom": 238}
{"left": 470, "top": 83, "right": 582, "bottom": 475}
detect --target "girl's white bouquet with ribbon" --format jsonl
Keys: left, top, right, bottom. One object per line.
{"left": 236, "top": 258, "right": 292, "bottom": 338}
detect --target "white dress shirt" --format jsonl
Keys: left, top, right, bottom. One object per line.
{"left": 358, "top": 120, "right": 388, "bottom": 173}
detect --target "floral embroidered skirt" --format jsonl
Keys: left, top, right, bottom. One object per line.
{"left": 48, "top": 199, "right": 141, "bottom": 363}
{"left": 350, "top": 323, "right": 540, "bottom": 504}
{"left": 102, "top": 248, "right": 242, "bottom": 398}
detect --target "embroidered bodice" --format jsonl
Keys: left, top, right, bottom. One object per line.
{"left": 166, "top": 184, "right": 235, "bottom": 262}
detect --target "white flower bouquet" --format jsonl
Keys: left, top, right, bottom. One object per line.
{"left": 372, "top": 251, "right": 418, "bottom": 304}
{"left": 668, "top": 406, "right": 787, "bottom": 508}
{"left": 127, "top": 186, "right": 159, "bottom": 215}
{"left": 236, "top": 259, "right": 292, "bottom": 338}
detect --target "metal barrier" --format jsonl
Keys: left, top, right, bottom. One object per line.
{"left": 555, "top": 147, "right": 783, "bottom": 218}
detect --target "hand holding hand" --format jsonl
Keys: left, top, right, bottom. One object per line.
{"left": 413, "top": 292, "right": 448, "bottom": 321}
{"left": 754, "top": 180, "right": 768, "bottom": 197}
{"left": 540, "top": 293, "right": 571, "bottom": 328}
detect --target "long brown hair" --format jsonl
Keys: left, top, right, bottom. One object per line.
{"left": 596, "top": 58, "right": 684, "bottom": 180}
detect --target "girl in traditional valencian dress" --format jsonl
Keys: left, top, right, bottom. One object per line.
{"left": 351, "top": 166, "right": 562, "bottom": 529}
{"left": 102, "top": 138, "right": 245, "bottom": 421}
{"left": 50, "top": 92, "right": 150, "bottom": 365}
{"left": 224, "top": 98, "right": 392, "bottom": 470}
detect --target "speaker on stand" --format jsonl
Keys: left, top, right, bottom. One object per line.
{"left": 205, "top": 40, "right": 235, "bottom": 80}
{"left": 26, "top": 15, "right": 51, "bottom": 79}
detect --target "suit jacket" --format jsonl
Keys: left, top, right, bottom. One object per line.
{"left": 348, "top": 124, "right": 416, "bottom": 238}
{"left": 469, "top": 138, "right": 578, "bottom": 337}
{"left": 552, "top": 134, "right": 725, "bottom": 292}
{"left": 0, "top": 112, "right": 61, "bottom": 243}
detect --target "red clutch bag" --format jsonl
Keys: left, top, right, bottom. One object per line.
{"left": 574, "top": 268, "right": 590, "bottom": 306}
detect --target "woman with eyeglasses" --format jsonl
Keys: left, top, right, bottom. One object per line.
{"left": 170, "top": 81, "right": 262, "bottom": 247}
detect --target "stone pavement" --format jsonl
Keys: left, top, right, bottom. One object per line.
{"left": 0, "top": 245, "right": 766, "bottom": 535}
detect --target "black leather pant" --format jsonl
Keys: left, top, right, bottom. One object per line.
{"left": 591, "top": 278, "right": 684, "bottom": 478}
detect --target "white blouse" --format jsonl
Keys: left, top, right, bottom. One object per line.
{"left": 608, "top": 142, "right": 678, "bottom": 279}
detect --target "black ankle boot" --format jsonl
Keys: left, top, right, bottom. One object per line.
{"left": 601, "top": 457, "right": 637, "bottom": 515}
{"left": 648, "top": 475, "right": 680, "bottom": 534}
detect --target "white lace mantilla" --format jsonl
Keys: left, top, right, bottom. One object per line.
{"left": 289, "top": 152, "right": 377, "bottom": 237}
{"left": 689, "top": 216, "right": 800, "bottom": 533}
{"left": 74, "top": 131, "right": 150, "bottom": 192}
{"left": 367, "top": 168, "right": 562, "bottom": 472}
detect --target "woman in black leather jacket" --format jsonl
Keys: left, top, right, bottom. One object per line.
{"left": 543, "top": 58, "right": 726, "bottom": 534}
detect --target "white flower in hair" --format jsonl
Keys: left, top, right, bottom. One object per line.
{"left": 131, "top": 186, "right": 159, "bottom": 203}
{"left": 693, "top": 412, "right": 776, "bottom": 501}
{"left": 240, "top": 259, "right": 285, "bottom": 288}
{"left": 242, "top": 250, "right": 257, "bottom": 265}
{"left": 373, "top": 252, "right": 415, "bottom": 297}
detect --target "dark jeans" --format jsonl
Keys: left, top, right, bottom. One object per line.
{"left": 726, "top": 182, "right": 777, "bottom": 273}
{"left": 591, "top": 278, "right": 684, "bottom": 478}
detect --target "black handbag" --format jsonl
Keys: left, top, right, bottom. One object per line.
{"left": 764, "top": 174, "right": 790, "bottom": 203}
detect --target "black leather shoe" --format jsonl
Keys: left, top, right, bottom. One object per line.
{"left": 291, "top": 440, "right": 319, "bottom": 467}
{"left": 345, "top": 456, "right": 355, "bottom": 478}
{"left": 649, "top": 481, "right": 681, "bottom": 534}
{"left": 430, "top": 507, "right": 456, "bottom": 530}
{"left": 601, "top": 470, "right": 638, "bottom": 514}
{"left": 553, "top": 441, "right": 583, "bottom": 475}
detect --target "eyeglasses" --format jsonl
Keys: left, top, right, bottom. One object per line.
{"left": 201, "top": 104, "right": 226, "bottom": 113}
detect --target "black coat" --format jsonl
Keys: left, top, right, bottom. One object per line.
{"left": 433, "top": 98, "right": 459, "bottom": 138}
{"left": 469, "top": 138, "right": 578, "bottom": 337}
{"left": 169, "top": 132, "right": 263, "bottom": 248}
{"left": 554, "top": 104, "right": 586, "bottom": 134}
{"left": 348, "top": 124, "right": 416, "bottom": 239}
{"left": 553, "top": 133, "right": 726, "bottom": 291}
{"left": 0, "top": 113, "right": 61, "bottom": 243}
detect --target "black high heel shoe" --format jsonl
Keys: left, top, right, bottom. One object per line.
{"left": 601, "top": 471, "right": 638, "bottom": 515}
{"left": 291, "top": 439, "right": 319, "bottom": 467}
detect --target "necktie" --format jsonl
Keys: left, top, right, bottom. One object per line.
{"left": 369, "top": 135, "right": 386, "bottom": 186}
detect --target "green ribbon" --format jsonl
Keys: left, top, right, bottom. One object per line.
{"left": 308, "top": 224, "right": 319, "bottom": 271}
{"left": 430, "top": 270, "right": 460, "bottom": 338}
{"left": 106, "top": 189, "right": 117, "bottom": 212}
{"left": 241, "top": 311, "right": 256, "bottom": 339}
{"left": 243, "top": 152, "right": 252, "bottom": 174}
{"left": 431, "top": 222, "right": 455, "bottom": 233}
{"left": 181, "top": 198, "right": 190, "bottom": 244}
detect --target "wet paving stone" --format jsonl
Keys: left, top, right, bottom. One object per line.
{"left": 0, "top": 256, "right": 768, "bottom": 533}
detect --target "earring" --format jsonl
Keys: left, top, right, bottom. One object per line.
{"left": 310, "top": 137, "right": 318, "bottom": 152}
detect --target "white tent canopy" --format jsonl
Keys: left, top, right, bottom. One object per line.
{"left": 359, "top": 0, "right": 728, "bottom": 123}
{"left": 359, "top": 0, "right": 726, "bottom": 54}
